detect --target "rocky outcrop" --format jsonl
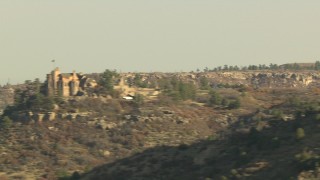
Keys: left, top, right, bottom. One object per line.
{"left": 250, "top": 72, "right": 316, "bottom": 87}
{"left": 121, "top": 71, "right": 320, "bottom": 89}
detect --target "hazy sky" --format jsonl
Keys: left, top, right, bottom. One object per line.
{"left": 1, "top": 1, "right": 320, "bottom": 85}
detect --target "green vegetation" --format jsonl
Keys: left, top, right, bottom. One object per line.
{"left": 133, "top": 93, "right": 145, "bottom": 106}
{"left": 228, "top": 98, "right": 241, "bottom": 109}
{"left": 199, "top": 76, "right": 210, "bottom": 90}
{"left": 295, "top": 149, "right": 320, "bottom": 172}
{"left": 315, "top": 61, "right": 320, "bottom": 70}
{"left": 133, "top": 74, "right": 148, "bottom": 88}
{"left": 296, "top": 128, "right": 305, "bottom": 140}
{"left": 208, "top": 90, "right": 241, "bottom": 109}
{"left": 0, "top": 116, "right": 12, "bottom": 129}
{"left": 56, "top": 171, "right": 80, "bottom": 180}
{"left": 98, "top": 69, "right": 119, "bottom": 92}
{"left": 207, "top": 134, "right": 218, "bottom": 141}
{"left": 208, "top": 90, "right": 222, "bottom": 106}
{"left": 198, "top": 61, "right": 320, "bottom": 72}
{"left": 270, "top": 109, "right": 284, "bottom": 119}
{"left": 1, "top": 79, "right": 56, "bottom": 119}
{"left": 160, "top": 77, "right": 196, "bottom": 101}
{"left": 2, "top": 64, "right": 320, "bottom": 179}
{"left": 26, "top": 93, "right": 54, "bottom": 112}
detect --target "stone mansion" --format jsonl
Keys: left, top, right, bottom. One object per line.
{"left": 47, "top": 67, "right": 97, "bottom": 97}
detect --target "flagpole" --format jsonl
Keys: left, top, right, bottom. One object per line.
{"left": 51, "top": 59, "right": 56, "bottom": 69}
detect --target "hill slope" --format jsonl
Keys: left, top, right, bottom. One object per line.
{"left": 81, "top": 110, "right": 320, "bottom": 180}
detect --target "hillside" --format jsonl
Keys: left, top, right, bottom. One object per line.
{"left": 82, "top": 115, "right": 320, "bottom": 180}
{"left": 0, "top": 69, "right": 320, "bottom": 179}
{"left": 79, "top": 87, "right": 320, "bottom": 180}
{"left": 0, "top": 99, "right": 223, "bottom": 179}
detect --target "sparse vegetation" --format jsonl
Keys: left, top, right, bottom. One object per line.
{"left": 1, "top": 66, "right": 320, "bottom": 179}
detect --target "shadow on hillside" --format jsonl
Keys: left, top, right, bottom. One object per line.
{"left": 79, "top": 114, "right": 319, "bottom": 180}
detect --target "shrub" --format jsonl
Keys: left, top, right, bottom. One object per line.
{"left": 0, "top": 116, "right": 12, "bottom": 129}
{"left": 295, "top": 149, "right": 320, "bottom": 170}
{"left": 220, "top": 176, "right": 228, "bottom": 180}
{"left": 207, "top": 134, "right": 218, "bottom": 141}
{"left": 288, "top": 96, "right": 301, "bottom": 107}
{"left": 56, "top": 169, "right": 70, "bottom": 180}
{"left": 271, "top": 109, "right": 284, "bottom": 119}
{"left": 295, "top": 149, "right": 313, "bottom": 163}
{"left": 228, "top": 98, "right": 241, "bottom": 109}
{"left": 221, "top": 99, "right": 230, "bottom": 107}
{"left": 134, "top": 93, "right": 145, "bottom": 106}
{"left": 296, "top": 128, "right": 305, "bottom": 140}
{"left": 230, "top": 169, "right": 241, "bottom": 178}
{"left": 208, "top": 90, "right": 222, "bottom": 106}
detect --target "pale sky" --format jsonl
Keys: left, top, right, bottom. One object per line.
{"left": 1, "top": 1, "right": 320, "bottom": 85}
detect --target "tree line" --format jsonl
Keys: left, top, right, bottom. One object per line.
{"left": 198, "top": 61, "right": 320, "bottom": 72}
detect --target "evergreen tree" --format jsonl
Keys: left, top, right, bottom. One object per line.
{"left": 133, "top": 74, "right": 147, "bottom": 88}
{"left": 199, "top": 76, "right": 209, "bottom": 90}
{"left": 223, "top": 65, "right": 229, "bottom": 71}
{"left": 315, "top": 61, "right": 320, "bottom": 70}
{"left": 99, "top": 69, "right": 119, "bottom": 91}
{"left": 209, "top": 90, "right": 222, "bottom": 106}
{"left": 178, "top": 81, "right": 196, "bottom": 100}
